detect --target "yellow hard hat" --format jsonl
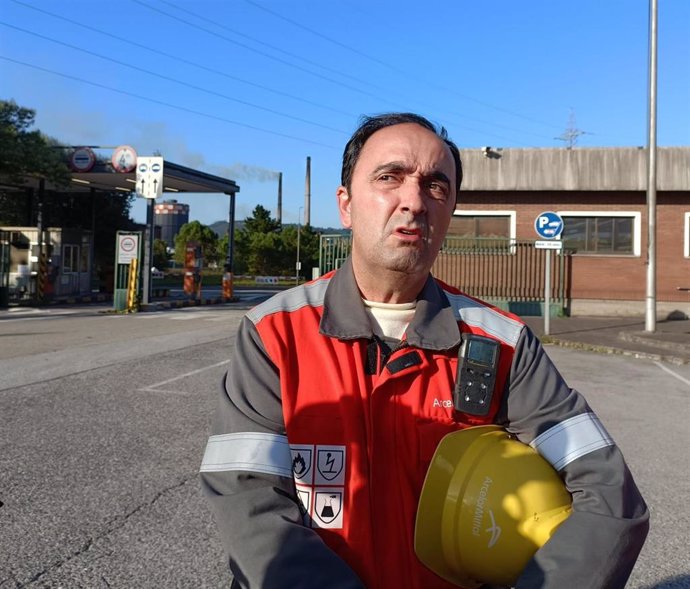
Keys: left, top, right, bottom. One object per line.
{"left": 414, "top": 425, "right": 572, "bottom": 587}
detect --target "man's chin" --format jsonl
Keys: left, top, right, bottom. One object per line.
{"left": 383, "top": 253, "right": 429, "bottom": 275}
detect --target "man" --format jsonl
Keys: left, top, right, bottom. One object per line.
{"left": 200, "top": 113, "right": 649, "bottom": 588}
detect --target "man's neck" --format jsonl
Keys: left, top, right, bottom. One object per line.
{"left": 350, "top": 260, "right": 428, "bottom": 303}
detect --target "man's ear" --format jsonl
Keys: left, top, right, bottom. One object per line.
{"left": 336, "top": 186, "right": 352, "bottom": 228}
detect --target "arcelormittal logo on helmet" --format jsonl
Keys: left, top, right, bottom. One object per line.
{"left": 471, "top": 476, "right": 502, "bottom": 548}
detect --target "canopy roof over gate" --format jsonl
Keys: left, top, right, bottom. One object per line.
{"left": 2, "top": 159, "right": 239, "bottom": 196}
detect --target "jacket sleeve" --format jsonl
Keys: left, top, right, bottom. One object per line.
{"left": 498, "top": 326, "right": 649, "bottom": 589}
{"left": 199, "top": 315, "right": 364, "bottom": 589}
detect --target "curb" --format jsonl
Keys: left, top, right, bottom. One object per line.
{"left": 139, "top": 296, "right": 240, "bottom": 312}
{"left": 543, "top": 337, "right": 689, "bottom": 366}
{"left": 618, "top": 331, "right": 690, "bottom": 355}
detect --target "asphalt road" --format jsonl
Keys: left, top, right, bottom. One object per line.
{"left": 1, "top": 305, "right": 688, "bottom": 588}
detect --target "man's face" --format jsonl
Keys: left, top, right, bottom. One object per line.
{"left": 337, "top": 123, "right": 457, "bottom": 281}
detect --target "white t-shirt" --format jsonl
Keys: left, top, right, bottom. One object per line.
{"left": 362, "top": 299, "right": 417, "bottom": 343}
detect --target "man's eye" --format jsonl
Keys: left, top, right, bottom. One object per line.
{"left": 376, "top": 174, "right": 401, "bottom": 185}
{"left": 428, "top": 182, "right": 449, "bottom": 196}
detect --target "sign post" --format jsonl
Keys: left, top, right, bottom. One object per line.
{"left": 135, "top": 157, "right": 164, "bottom": 306}
{"left": 534, "top": 212, "right": 564, "bottom": 335}
{"left": 114, "top": 231, "right": 142, "bottom": 311}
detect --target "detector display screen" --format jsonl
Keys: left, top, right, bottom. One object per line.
{"left": 466, "top": 339, "right": 497, "bottom": 367}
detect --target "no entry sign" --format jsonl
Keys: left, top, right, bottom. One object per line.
{"left": 117, "top": 233, "right": 139, "bottom": 264}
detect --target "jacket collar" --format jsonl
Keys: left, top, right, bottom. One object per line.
{"left": 319, "top": 257, "right": 461, "bottom": 351}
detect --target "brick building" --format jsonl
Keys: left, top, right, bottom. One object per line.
{"left": 448, "top": 146, "right": 690, "bottom": 316}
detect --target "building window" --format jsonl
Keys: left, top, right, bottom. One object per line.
{"left": 560, "top": 212, "right": 641, "bottom": 256}
{"left": 63, "top": 244, "right": 79, "bottom": 273}
{"left": 447, "top": 210, "right": 516, "bottom": 251}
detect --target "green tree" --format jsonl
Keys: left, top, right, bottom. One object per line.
{"left": 243, "top": 204, "right": 280, "bottom": 234}
{"left": 235, "top": 205, "right": 283, "bottom": 275}
{"left": 153, "top": 238, "right": 170, "bottom": 270}
{"left": 0, "top": 99, "right": 70, "bottom": 188}
{"left": 216, "top": 233, "right": 248, "bottom": 274}
{"left": 280, "top": 224, "right": 320, "bottom": 280}
{"left": 173, "top": 221, "right": 218, "bottom": 267}
{"left": 248, "top": 231, "right": 283, "bottom": 275}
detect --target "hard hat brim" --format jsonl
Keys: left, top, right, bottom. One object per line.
{"left": 414, "top": 425, "right": 504, "bottom": 588}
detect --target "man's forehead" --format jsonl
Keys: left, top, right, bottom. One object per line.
{"left": 359, "top": 123, "right": 454, "bottom": 168}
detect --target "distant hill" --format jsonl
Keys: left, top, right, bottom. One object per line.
{"left": 317, "top": 227, "right": 350, "bottom": 235}
{"left": 209, "top": 220, "right": 244, "bottom": 236}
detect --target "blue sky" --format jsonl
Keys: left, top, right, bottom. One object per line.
{"left": 1, "top": 0, "right": 688, "bottom": 229}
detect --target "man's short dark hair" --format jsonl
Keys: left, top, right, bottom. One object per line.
{"left": 340, "top": 112, "right": 463, "bottom": 201}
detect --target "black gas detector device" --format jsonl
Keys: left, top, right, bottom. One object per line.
{"left": 453, "top": 334, "right": 501, "bottom": 416}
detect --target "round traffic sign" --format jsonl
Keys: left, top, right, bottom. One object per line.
{"left": 120, "top": 236, "right": 136, "bottom": 252}
{"left": 534, "top": 212, "right": 564, "bottom": 239}
{"left": 112, "top": 145, "right": 137, "bottom": 173}
{"left": 69, "top": 147, "right": 96, "bottom": 172}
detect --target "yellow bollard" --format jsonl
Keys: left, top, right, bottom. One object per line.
{"left": 36, "top": 252, "right": 47, "bottom": 302}
{"left": 126, "top": 258, "right": 139, "bottom": 312}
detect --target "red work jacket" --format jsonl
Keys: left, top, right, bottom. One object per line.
{"left": 248, "top": 260, "right": 523, "bottom": 588}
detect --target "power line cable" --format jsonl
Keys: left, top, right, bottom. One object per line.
{"left": 0, "top": 21, "right": 348, "bottom": 135}
{"left": 9, "top": 0, "right": 354, "bottom": 118}
{"left": 242, "top": 0, "right": 562, "bottom": 130}
{"left": 7, "top": 0, "right": 552, "bottom": 145}
{"left": 134, "top": 0, "right": 553, "bottom": 143}
{"left": 156, "top": 0, "right": 386, "bottom": 93}
{"left": 0, "top": 55, "right": 339, "bottom": 149}
{"left": 131, "top": 0, "right": 400, "bottom": 108}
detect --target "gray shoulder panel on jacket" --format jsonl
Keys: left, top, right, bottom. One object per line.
{"left": 246, "top": 279, "right": 330, "bottom": 325}
{"left": 443, "top": 291, "right": 523, "bottom": 346}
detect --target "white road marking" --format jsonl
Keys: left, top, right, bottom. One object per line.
{"left": 139, "top": 359, "right": 230, "bottom": 393}
{"left": 168, "top": 315, "right": 204, "bottom": 320}
{"left": 0, "top": 309, "right": 82, "bottom": 323}
{"left": 654, "top": 361, "right": 690, "bottom": 388}
{"left": 133, "top": 311, "right": 228, "bottom": 322}
{"left": 137, "top": 387, "right": 192, "bottom": 396}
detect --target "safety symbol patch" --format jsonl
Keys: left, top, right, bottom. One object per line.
{"left": 290, "top": 446, "right": 313, "bottom": 484}
{"left": 290, "top": 444, "right": 346, "bottom": 529}
{"left": 312, "top": 489, "right": 344, "bottom": 529}
{"left": 295, "top": 485, "right": 312, "bottom": 525}
{"left": 315, "top": 445, "right": 345, "bottom": 485}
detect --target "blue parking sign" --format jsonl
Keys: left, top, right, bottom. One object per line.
{"left": 534, "top": 212, "right": 564, "bottom": 239}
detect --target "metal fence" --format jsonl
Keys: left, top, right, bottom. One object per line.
{"left": 433, "top": 237, "right": 573, "bottom": 309}
{"left": 319, "top": 234, "right": 573, "bottom": 312}
{"left": 319, "top": 234, "right": 352, "bottom": 276}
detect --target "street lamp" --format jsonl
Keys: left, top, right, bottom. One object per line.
{"left": 296, "top": 206, "right": 303, "bottom": 286}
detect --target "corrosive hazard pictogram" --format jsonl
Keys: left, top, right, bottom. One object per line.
{"left": 313, "top": 490, "right": 343, "bottom": 528}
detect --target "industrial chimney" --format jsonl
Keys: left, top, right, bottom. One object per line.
{"left": 304, "top": 156, "right": 311, "bottom": 226}
{"left": 277, "top": 172, "right": 283, "bottom": 226}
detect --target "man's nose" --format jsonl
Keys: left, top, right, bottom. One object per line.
{"left": 399, "top": 179, "right": 427, "bottom": 215}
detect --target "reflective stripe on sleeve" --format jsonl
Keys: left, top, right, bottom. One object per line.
{"left": 200, "top": 432, "right": 293, "bottom": 478}
{"left": 529, "top": 412, "right": 615, "bottom": 471}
